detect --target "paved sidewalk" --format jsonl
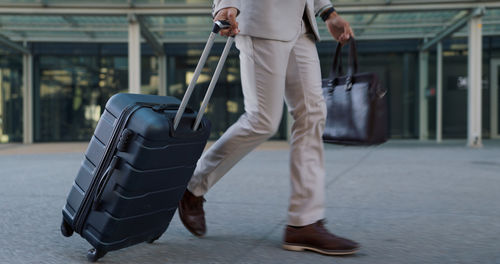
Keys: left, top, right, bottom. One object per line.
{"left": 0, "top": 140, "right": 499, "bottom": 264}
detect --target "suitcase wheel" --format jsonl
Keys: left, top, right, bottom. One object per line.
{"left": 60, "top": 219, "right": 74, "bottom": 237}
{"left": 87, "top": 248, "right": 106, "bottom": 262}
{"left": 146, "top": 234, "right": 162, "bottom": 244}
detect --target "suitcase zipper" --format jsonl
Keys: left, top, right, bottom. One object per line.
{"left": 73, "top": 103, "right": 143, "bottom": 234}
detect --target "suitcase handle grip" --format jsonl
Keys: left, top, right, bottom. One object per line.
{"left": 173, "top": 23, "right": 234, "bottom": 131}
{"left": 213, "top": 20, "right": 231, "bottom": 33}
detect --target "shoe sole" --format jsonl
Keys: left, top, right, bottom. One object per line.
{"left": 178, "top": 204, "right": 205, "bottom": 238}
{"left": 283, "top": 243, "right": 359, "bottom": 256}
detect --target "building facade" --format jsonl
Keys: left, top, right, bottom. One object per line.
{"left": 0, "top": 1, "right": 499, "bottom": 144}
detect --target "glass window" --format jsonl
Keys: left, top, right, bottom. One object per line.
{"left": 34, "top": 55, "right": 127, "bottom": 142}
{"left": 427, "top": 40, "right": 490, "bottom": 139}
{"left": 0, "top": 54, "right": 23, "bottom": 143}
{"left": 141, "top": 56, "right": 159, "bottom": 95}
{"left": 33, "top": 44, "right": 160, "bottom": 142}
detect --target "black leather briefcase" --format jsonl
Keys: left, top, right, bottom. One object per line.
{"left": 322, "top": 39, "right": 388, "bottom": 145}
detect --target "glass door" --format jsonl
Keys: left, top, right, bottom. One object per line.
{"left": 0, "top": 57, "right": 23, "bottom": 143}
{"left": 491, "top": 59, "right": 500, "bottom": 139}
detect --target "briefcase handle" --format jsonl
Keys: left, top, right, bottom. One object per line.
{"left": 330, "top": 38, "right": 359, "bottom": 79}
{"left": 173, "top": 20, "right": 235, "bottom": 131}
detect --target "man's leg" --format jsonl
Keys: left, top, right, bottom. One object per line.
{"left": 282, "top": 22, "right": 359, "bottom": 255}
{"left": 179, "top": 35, "right": 294, "bottom": 237}
{"left": 284, "top": 23, "right": 326, "bottom": 228}
{"left": 188, "top": 35, "right": 293, "bottom": 196}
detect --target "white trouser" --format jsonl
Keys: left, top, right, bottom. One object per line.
{"left": 187, "top": 19, "right": 327, "bottom": 227}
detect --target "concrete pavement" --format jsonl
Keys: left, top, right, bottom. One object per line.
{"left": 0, "top": 140, "right": 499, "bottom": 264}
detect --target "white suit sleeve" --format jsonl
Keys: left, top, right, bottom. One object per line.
{"left": 314, "top": 0, "right": 333, "bottom": 16}
{"left": 212, "top": 0, "right": 241, "bottom": 17}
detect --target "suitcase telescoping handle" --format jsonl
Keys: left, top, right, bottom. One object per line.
{"left": 173, "top": 20, "right": 235, "bottom": 131}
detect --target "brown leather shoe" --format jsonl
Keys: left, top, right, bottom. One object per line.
{"left": 178, "top": 189, "right": 206, "bottom": 237}
{"left": 283, "top": 220, "right": 359, "bottom": 256}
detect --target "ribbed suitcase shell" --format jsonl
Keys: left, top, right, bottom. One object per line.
{"left": 62, "top": 93, "right": 210, "bottom": 258}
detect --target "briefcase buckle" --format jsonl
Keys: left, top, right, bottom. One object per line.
{"left": 345, "top": 76, "right": 353, "bottom": 91}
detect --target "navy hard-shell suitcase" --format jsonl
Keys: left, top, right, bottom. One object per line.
{"left": 61, "top": 21, "right": 234, "bottom": 262}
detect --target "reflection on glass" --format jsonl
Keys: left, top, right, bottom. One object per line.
{"left": 0, "top": 55, "right": 23, "bottom": 143}
{"left": 35, "top": 56, "right": 128, "bottom": 141}
{"left": 141, "top": 56, "right": 159, "bottom": 95}
{"left": 34, "top": 54, "right": 159, "bottom": 142}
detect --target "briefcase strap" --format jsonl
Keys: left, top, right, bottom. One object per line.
{"left": 330, "top": 38, "right": 359, "bottom": 79}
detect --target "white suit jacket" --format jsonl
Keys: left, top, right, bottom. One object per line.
{"left": 213, "top": 0, "right": 332, "bottom": 41}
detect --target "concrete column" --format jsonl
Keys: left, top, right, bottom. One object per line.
{"left": 128, "top": 17, "right": 141, "bottom": 94}
{"left": 436, "top": 42, "right": 443, "bottom": 143}
{"left": 158, "top": 55, "right": 167, "bottom": 96}
{"left": 22, "top": 52, "right": 33, "bottom": 144}
{"left": 419, "top": 51, "right": 429, "bottom": 140}
{"left": 467, "top": 16, "right": 483, "bottom": 147}
{"left": 403, "top": 53, "right": 411, "bottom": 137}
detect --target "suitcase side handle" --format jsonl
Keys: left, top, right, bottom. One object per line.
{"left": 173, "top": 21, "right": 234, "bottom": 131}
{"left": 92, "top": 156, "right": 120, "bottom": 210}
{"left": 151, "top": 104, "right": 194, "bottom": 114}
